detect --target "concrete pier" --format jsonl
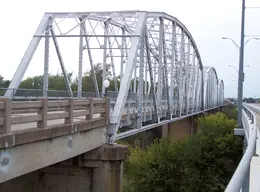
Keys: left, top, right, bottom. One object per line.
{"left": 0, "top": 145, "right": 129, "bottom": 192}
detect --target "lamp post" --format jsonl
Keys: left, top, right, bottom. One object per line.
{"left": 221, "top": 0, "right": 260, "bottom": 129}
{"left": 103, "top": 79, "right": 110, "bottom": 97}
{"left": 237, "top": 0, "right": 246, "bottom": 129}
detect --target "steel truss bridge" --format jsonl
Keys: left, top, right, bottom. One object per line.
{"left": 3, "top": 11, "right": 224, "bottom": 142}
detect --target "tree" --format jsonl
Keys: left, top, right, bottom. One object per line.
{"left": 19, "top": 73, "right": 74, "bottom": 90}
{"left": 243, "top": 97, "right": 256, "bottom": 103}
{"left": 0, "top": 75, "right": 4, "bottom": 86}
{"left": 0, "top": 75, "right": 11, "bottom": 95}
{"left": 1, "top": 62, "right": 152, "bottom": 95}
{"left": 0, "top": 75, "right": 10, "bottom": 88}
{"left": 123, "top": 112, "right": 242, "bottom": 192}
{"left": 179, "top": 113, "right": 241, "bottom": 192}
{"left": 19, "top": 76, "right": 43, "bottom": 89}
{"left": 82, "top": 63, "right": 112, "bottom": 92}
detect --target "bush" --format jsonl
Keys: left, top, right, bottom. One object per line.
{"left": 222, "top": 106, "right": 238, "bottom": 121}
{"left": 123, "top": 112, "right": 242, "bottom": 192}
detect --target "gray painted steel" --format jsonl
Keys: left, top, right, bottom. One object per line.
{"left": 2, "top": 11, "right": 224, "bottom": 143}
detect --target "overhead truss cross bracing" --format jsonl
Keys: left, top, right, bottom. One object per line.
{"left": 5, "top": 11, "right": 224, "bottom": 143}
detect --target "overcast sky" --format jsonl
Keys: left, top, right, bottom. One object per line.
{"left": 0, "top": 0, "right": 260, "bottom": 98}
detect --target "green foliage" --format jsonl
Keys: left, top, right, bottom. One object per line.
{"left": 19, "top": 73, "right": 74, "bottom": 91}
{"left": 124, "top": 113, "right": 242, "bottom": 192}
{"left": 0, "top": 75, "right": 10, "bottom": 95}
{"left": 13, "top": 63, "right": 119, "bottom": 93}
{"left": 19, "top": 75, "right": 43, "bottom": 89}
{"left": 1, "top": 63, "right": 151, "bottom": 93}
{"left": 197, "top": 112, "right": 235, "bottom": 137}
{"left": 222, "top": 106, "right": 238, "bottom": 121}
{"left": 0, "top": 75, "right": 10, "bottom": 87}
{"left": 243, "top": 97, "right": 257, "bottom": 103}
{"left": 80, "top": 62, "right": 121, "bottom": 92}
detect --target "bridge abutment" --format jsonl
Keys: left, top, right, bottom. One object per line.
{"left": 0, "top": 145, "right": 129, "bottom": 192}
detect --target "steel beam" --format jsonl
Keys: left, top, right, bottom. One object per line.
{"left": 50, "top": 28, "right": 73, "bottom": 97}
{"left": 5, "top": 15, "right": 51, "bottom": 98}
{"left": 133, "top": 65, "right": 137, "bottom": 93}
{"left": 43, "top": 24, "right": 50, "bottom": 97}
{"left": 157, "top": 17, "right": 164, "bottom": 120}
{"left": 78, "top": 23, "right": 84, "bottom": 99}
{"left": 107, "top": 24, "right": 119, "bottom": 92}
{"left": 102, "top": 22, "right": 108, "bottom": 97}
{"left": 185, "top": 40, "right": 191, "bottom": 114}
{"left": 120, "top": 28, "right": 125, "bottom": 82}
{"left": 79, "top": 18, "right": 100, "bottom": 98}
{"left": 145, "top": 28, "right": 159, "bottom": 123}
{"left": 137, "top": 33, "right": 145, "bottom": 128}
{"left": 189, "top": 48, "right": 196, "bottom": 112}
{"left": 193, "top": 64, "right": 199, "bottom": 112}
{"left": 179, "top": 30, "right": 185, "bottom": 116}
{"left": 34, "top": 34, "right": 139, "bottom": 38}
{"left": 160, "top": 18, "right": 170, "bottom": 120}
{"left": 108, "top": 12, "right": 146, "bottom": 143}
{"left": 200, "top": 68, "right": 204, "bottom": 111}
{"left": 169, "top": 22, "right": 176, "bottom": 118}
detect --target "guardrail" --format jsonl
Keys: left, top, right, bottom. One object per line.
{"left": 225, "top": 104, "right": 258, "bottom": 192}
{"left": 0, "top": 98, "right": 109, "bottom": 134}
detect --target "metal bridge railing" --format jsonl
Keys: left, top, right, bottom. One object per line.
{"left": 0, "top": 88, "right": 99, "bottom": 99}
{"left": 225, "top": 104, "right": 258, "bottom": 192}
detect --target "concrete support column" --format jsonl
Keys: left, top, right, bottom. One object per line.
{"left": 189, "top": 117, "right": 195, "bottom": 135}
{"left": 83, "top": 145, "right": 129, "bottom": 192}
{"left": 162, "top": 124, "right": 169, "bottom": 138}
{"left": 91, "top": 161, "right": 123, "bottom": 192}
{"left": 162, "top": 116, "right": 199, "bottom": 142}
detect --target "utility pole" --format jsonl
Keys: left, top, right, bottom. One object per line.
{"left": 237, "top": 0, "right": 246, "bottom": 129}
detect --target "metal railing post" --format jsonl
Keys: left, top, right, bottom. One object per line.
{"left": 0, "top": 99, "right": 11, "bottom": 134}
{"left": 37, "top": 98, "right": 48, "bottom": 128}
{"left": 65, "top": 98, "right": 74, "bottom": 124}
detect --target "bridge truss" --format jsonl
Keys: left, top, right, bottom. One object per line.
{"left": 4, "top": 11, "right": 224, "bottom": 142}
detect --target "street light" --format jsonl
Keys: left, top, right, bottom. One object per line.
{"left": 229, "top": 64, "right": 250, "bottom": 72}
{"left": 232, "top": 74, "right": 237, "bottom": 79}
{"left": 222, "top": 1, "right": 260, "bottom": 129}
{"left": 222, "top": 0, "right": 246, "bottom": 130}
{"left": 103, "top": 79, "right": 110, "bottom": 97}
{"left": 245, "top": 37, "right": 260, "bottom": 45}
{"left": 222, "top": 37, "right": 260, "bottom": 50}
{"left": 222, "top": 37, "right": 240, "bottom": 50}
